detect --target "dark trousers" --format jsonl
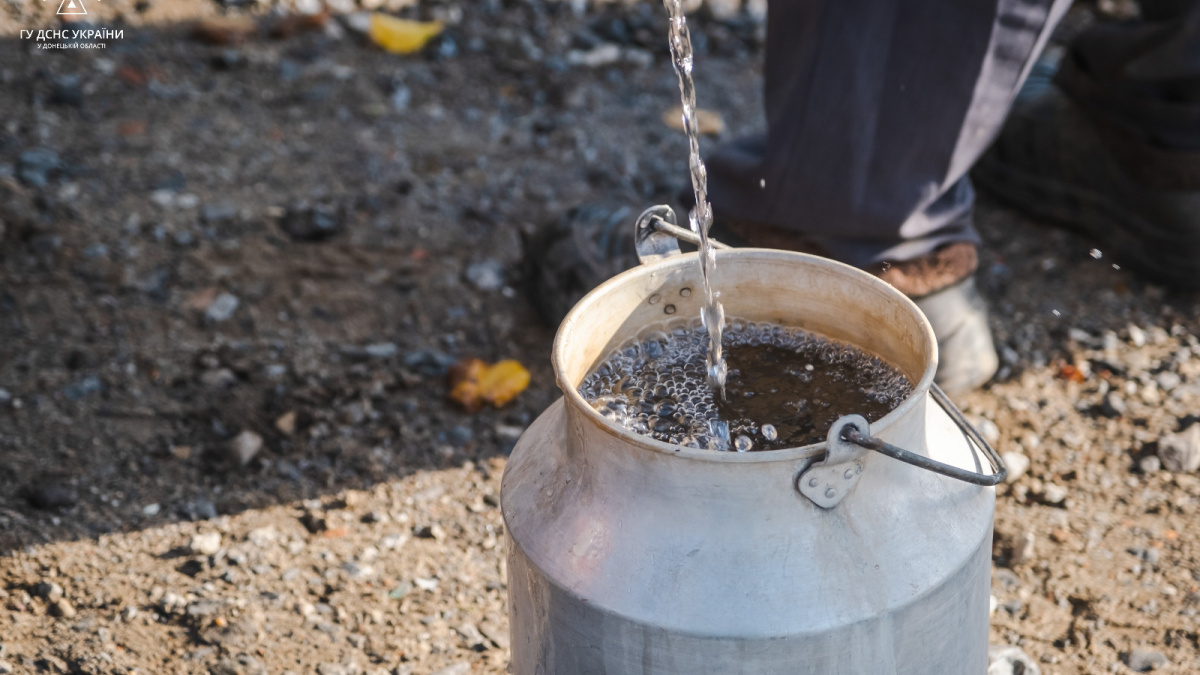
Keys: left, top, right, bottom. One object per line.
{"left": 705, "top": 0, "right": 1200, "bottom": 267}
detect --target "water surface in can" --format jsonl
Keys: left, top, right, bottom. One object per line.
{"left": 579, "top": 319, "right": 912, "bottom": 451}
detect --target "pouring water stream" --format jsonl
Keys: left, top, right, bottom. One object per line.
{"left": 662, "top": 0, "right": 727, "bottom": 399}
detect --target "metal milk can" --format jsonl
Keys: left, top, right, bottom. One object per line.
{"left": 502, "top": 208, "right": 1006, "bottom": 674}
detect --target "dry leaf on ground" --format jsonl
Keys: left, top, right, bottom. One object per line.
{"left": 662, "top": 106, "right": 725, "bottom": 136}
{"left": 368, "top": 14, "right": 444, "bottom": 55}
{"left": 448, "top": 358, "right": 531, "bottom": 413}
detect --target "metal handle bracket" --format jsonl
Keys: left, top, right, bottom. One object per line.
{"left": 635, "top": 205, "right": 731, "bottom": 264}
{"left": 797, "top": 415, "right": 870, "bottom": 509}
{"left": 798, "top": 385, "right": 1007, "bottom": 509}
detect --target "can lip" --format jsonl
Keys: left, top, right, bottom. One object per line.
{"left": 552, "top": 248, "right": 938, "bottom": 463}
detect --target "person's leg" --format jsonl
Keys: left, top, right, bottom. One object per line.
{"left": 976, "top": 0, "right": 1200, "bottom": 289}
{"left": 706, "top": 0, "right": 1072, "bottom": 269}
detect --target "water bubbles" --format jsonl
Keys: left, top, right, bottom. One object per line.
{"left": 734, "top": 435, "right": 753, "bottom": 452}
{"left": 1089, "top": 248, "right": 1103, "bottom": 259}
{"left": 579, "top": 320, "right": 912, "bottom": 451}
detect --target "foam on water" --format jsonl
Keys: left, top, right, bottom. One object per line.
{"left": 579, "top": 320, "right": 913, "bottom": 451}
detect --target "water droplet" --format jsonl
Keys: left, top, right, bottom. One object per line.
{"left": 761, "top": 424, "right": 777, "bottom": 441}
{"left": 680, "top": 287, "right": 692, "bottom": 297}
{"left": 664, "top": 304, "right": 676, "bottom": 315}
{"left": 648, "top": 293, "right": 662, "bottom": 305}
{"left": 1089, "top": 248, "right": 1102, "bottom": 259}
{"left": 734, "top": 435, "right": 752, "bottom": 452}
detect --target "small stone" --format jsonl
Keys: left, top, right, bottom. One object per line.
{"left": 465, "top": 259, "right": 505, "bottom": 291}
{"left": 211, "top": 654, "right": 268, "bottom": 675}
{"left": 1128, "top": 546, "right": 1161, "bottom": 566}
{"left": 478, "top": 619, "right": 510, "bottom": 649}
{"left": 1001, "top": 452, "right": 1030, "bottom": 482}
{"left": 281, "top": 203, "right": 344, "bottom": 241}
{"left": 0, "top": 659, "right": 13, "bottom": 674}
{"left": 170, "top": 445, "right": 193, "bottom": 460}
{"left": 17, "top": 148, "right": 61, "bottom": 188}
{"left": 121, "top": 606, "right": 138, "bottom": 621}
{"left": 1011, "top": 532, "right": 1036, "bottom": 565}
{"left": 189, "top": 532, "right": 223, "bottom": 556}
{"left": 201, "top": 203, "right": 238, "bottom": 224}
{"left": 380, "top": 533, "right": 408, "bottom": 550}
{"left": 1123, "top": 648, "right": 1168, "bottom": 672}
{"left": 413, "top": 485, "right": 446, "bottom": 503}
{"left": 206, "top": 293, "right": 240, "bottom": 322}
{"left": 32, "top": 581, "right": 64, "bottom": 601}
{"left": 27, "top": 483, "right": 78, "bottom": 510}
{"left": 49, "top": 599, "right": 76, "bottom": 619}
{"left": 431, "top": 663, "right": 470, "bottom": 675}
{"left": 1127, "top": 324, "right": 1147, "bottom": 347}
{"left": 567, "top": 43, "right": 623, "bottom": 68}
{"left": 178, "top": 499, "right": 218, "bottom": 521}
{"left": 200, "top": 368, "right": 238, "bottom": 388}
{"left": 413, "top": 577, "right": 438, "bottom": 591}
{"left": 275, "top": 411, "right": 297, "bottom": 436}
{"left": 300, "top": 510, "right": 328, "bottom": 534}
{"left": 142, "top": 503, "right": 161, "bottom": 516}
{"left": 975, "top": 418, "right": 1001, "bottom": 446}
{"left": 1041, "top": 483, "right": 1068, "bottom": 505}
{"left": 63, "top": 375, "right": 103, "bottom": 401}
{"left": 456, "top": 622, "right": 486, "bottom": 647}
{"left": 341, "top": 562, "right": 376, "bottom": 580}
{"left": 1138, "top": 455, "right": 1161, "bottom": 474}
{"left": 228, "top": 430, "right": 263, "bottom": 466}
{"left": 1158, "top": 425, "right": 1200, "bottom": 473}
{"left": 342, "top": 402, "right": 367, "bottom": 425}
{"left": 186, "top": 599, "right": 222, "bottom": 617}
{"left": 0, "top": 389, "right": 11, "bottom": 404}
{"left": 362, "top": 511, "right": 388, "bottom": 524}
{"left": 1155, "top": 371, "right": 1181, "bottom": 392}
{"left": 1101, "top": 392, "right": 1126, "bottom": 418}
{"left": 414, "top": 524, "right": 446, "bottom": 540}
{"left": 403, "top": 350, "right": 458, "bottom": 377}
{"left": 364, "top": 342, "right": 398, "bottom": 358}
{"left": 988, "top": 645, "right": 1040, "bottom": 675}
{"left": 247, "top": 526, "right": 277, "bottom": 547}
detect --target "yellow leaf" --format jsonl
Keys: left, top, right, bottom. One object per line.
{"left": 662, "top": 106, "right": 725, "bottom": 136}
{"left": 448, "top": 358, "right": 487, "bottom": 414}
{"left": 478, "top": 360, "right": 531, "bottom": 407}
{"left": 368, "top": 13, "right": 444, "bottom": 55}
{"left": 447, "top": 358, "right": 531, "bottom": 412}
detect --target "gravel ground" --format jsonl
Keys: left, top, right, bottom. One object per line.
{"left": 1, "top": 2, "right": 1199, "bottom": 674}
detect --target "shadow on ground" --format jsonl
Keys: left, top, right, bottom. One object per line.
{"left": 0, "top": 2, "right": 769, "bottom": 554}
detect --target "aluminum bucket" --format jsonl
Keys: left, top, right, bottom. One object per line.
{"left": 502, "top": 224, "right": 1002, "bottom": 674}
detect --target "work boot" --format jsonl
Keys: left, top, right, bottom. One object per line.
{"left": 973, "top": 57, "right": 1200, "bottom": 291}
{"left": 524, "top": 204, "right": 999, "bottom": 395}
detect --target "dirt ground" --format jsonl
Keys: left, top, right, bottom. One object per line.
{"left": 0, "top": 1, "right": 1198, "bottom": 674}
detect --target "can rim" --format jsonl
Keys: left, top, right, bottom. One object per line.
{"left": 552, "top": 248, "right": 938, "bottom": 463}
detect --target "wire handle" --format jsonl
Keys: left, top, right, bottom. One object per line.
{"left": 840, "top": 384, "right": 1007, "bottom": 487}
